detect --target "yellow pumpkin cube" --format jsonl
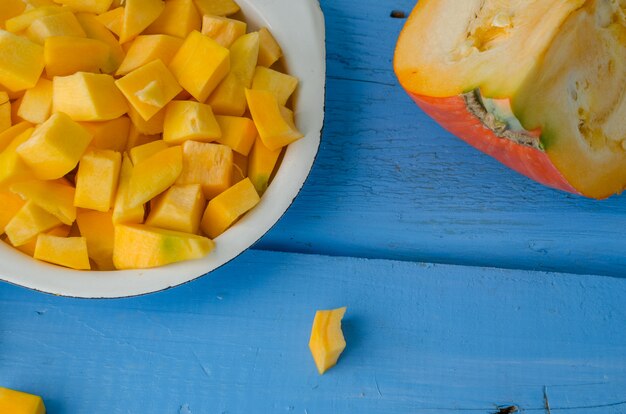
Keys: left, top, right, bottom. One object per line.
{"left": 177, "top": 141, "right": 232, "bottom": 199}
{"left": 169, "top": 30, "right": 230, "bottom": 102}
{"left": 113, "top": 223, "right": 214, "bottom": 269}
{"left": 44, "top": 35, "right": 110, "bottom": 77}
{"left": 112, "top": 153, "right": 145, "bottom": 224}
{"left": 74, "top": 149, "right": 122, "bottom": 212}
{"left": 5, "top": 6, "right": 65, "bottom": 33}
{"left": 126, "top": 145, "right": 183, "bottom": 208}
{"left": 75, "top": 12, "right": 125, "bottom": 74}
{"left": 80, "top": 116, "right": 130, "bottom": 152}
{"left": 5, "top": 201, "right": 62, "bottom": 246}
{"left": 129, "top": 140, "right": 168, "bottom": 165}
{"left": 17, "top": 78, "right": 52, "bottom": 124}
{"left": 0, "top": 127, "right": 36, "bottom": 186}
{"left": 200, "top": 14, "right": 246, "bottom": 48}
{"left": 16, "top": 112, "right": 93, "bottom": 180}
{"left": 125, "top": 124, "right": 160, "bottom": 150}
{"left": 247, "top": 135, "right": 281, "bottom": 194}
{"left": 116, "top": 34, "right": 183, "bottom": 76}
{"left": 145, "top": 0, "right": 200, "bottom": 39}
{"left": 76, "top": 209, "right": 115, "bottom": 270}
{"left": 200, "top": 177, "right": 259, "bottom": 238}
{"left": 309, "top": 307, "right": 347, "bottom": 375}
{"left": 54, "top": 0, "right": 114, "bottom": 14}
{"left": 53, "top": 72, "right": 129, "bottom": 121}
{"left": 0, "top": 31, "right": 45, "bottom": 92}
{"left": 194, "top": 0, "right": 239, "bottom": 16}
{"left": 15, "top": 223, "right": 71, "bottom": 257}
{"left": 163, "top": 100, "right": 221, "bottom": 144}
{"left": 215, "top": 115, "right": 256, "bottom": 155}
{"left": 146, "top": 184, "right": 205, "bottom": 233}
{"left": 0, "top": 387, "right": 46, "bottom": 414}
{"left": 252, "top": 66, "right": 298, "bottom": 106}
{"left": 0, "top": 92, "right": 10, "bottom": 133}
{"left": 0, "top": 0, "right": 27, "bottom": 30}
{"left": 115, "top": 59, "right": 182, "bottom": 122}
{"left": 208, "top": 32, "right": 259, "bottom": 116}
{"left": 11, "top": 179, "right": 77, "bottom": 225}
{"left": 0, "top": 122, "right": 33, "bottom": 152}
{"left": 26, "top": 11, "right": 87, "bottom": 45}
{"left": 119, "top": 0, "right": 165, "bottom": 44}
{"left": 257, "top": 27, "right": 282, "bottom": 67}
{"left": 34, "top": 234, "right": 91, "bottom": 269}
{"left": 0, "top": 190, "right": 26, "bottom": 234}
{"left": 245, "top": 88, "right": 303, "bottom": 150}
{"left": 94, "top": 7, "right": 123, "bottom": 36}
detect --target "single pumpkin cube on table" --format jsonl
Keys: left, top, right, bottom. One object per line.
{"left": 0, "top": 190, "right": 26, "bottom": 234}
{"left": 76, "top": 209, "right": 115, "bottom": 270}
{"left": 75, "top": 12, "right": 125, "bottom": 74}
{"left": 4, "top": 201, "right": 62, "bottom": 247}
{"left": 163, "top": 100, "right": 221, "bottom": 144}
{"left": 54, "top": 0, "right": 115, "bottom": 14}
{"left": 34, "top": 234, "right": 90, "bottom": 270}
{"left": 26, "top": 11, "right": 87, "bottom": 45}
{"left": 17, "top": 78, "right": 52, "bottom": 124}
{"left": 146, "top": 184, "right": 205, "bottom": 234}
{"left": 119, "top": 0, "right": 165, "bottom": 44}
{"left": 215, "top": 115, "right": 257, "bottom": 156}
{"left": 95, "top": 7, "right": 123, "bottom": 36}
{"left": 247, "top": 135, "right": 281, "bottom": 195}
{"left": 0, "top": 127, "right": 35, "bottom": 186}
{"left": 0, "top": 91, "right": 10, "bottom": 133}
{"left": 144, "top": 0, "right": 200, "bottom": 39}
{"left": 0, "top": 31, "right": 44, "bottom": 92}
{"left": 252, "top": 66, "right": 298, "bottom": 106}
{"left": 11, "top": 179, "right": 77, "bottom": 225}
{"left": 201, "top": 14, "right": 246, "bottom": 48}
{"left": 80, "top": 116, "right": 130, "bottom": 152}
{"left": 177, "top": 141, "right": 233, "bottom": 199}
{"left": 257, "top": 27, "right": 282, "bottom": 68}
{"left": 74, "top": 149, "right": 122, "bottom": 212}
{"left": 44, "top": 36, "right": 110, "bottom": 77}
{"left": 194, "top": 0, "right": 240, "bottom": 16}
{"left": 116, "top": 34, "right": 183, "bottom": 77}
{"left": 0, "top": 387, "right": 46, "bottom": 414}
{"left": 309, "top": 307, "right": 347, "bottom": 375}
{"left": 129, "top": 140, "right": 168, "bottom": 165}
{"left": 112, "top": 153, "right": 145, "bottom": 224}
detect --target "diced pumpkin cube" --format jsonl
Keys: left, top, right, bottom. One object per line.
{"left": 177, "top": 141, "right": 232, "bottom": 199}
{"left": 0, "top": 190, "right": 26, "bottom": 234}
{"left": 126, "top": 145, "right": 182, "bottom": 208}
{"left": 0, "top": 92, "right": 10, "bottom": 133}
{"left": 94, "top": 7, "right": 124, "bottom": 36}
{"left": 146, "top": 184, "right": 205, "bottom": 233}
{"left": 113, "top": 223, "right": 214, "bottom": 269}
{"left": 163, "top": 100, "right": 221, "bottom": 144}
{"left": 26, "top": 11, "right": 87, "bottom": 45}
{"left": 200, "top": 177, "right": 259, "bottom": 238}
{"left": 16, "top": 112, "right": 93, "bottom": 179}
{"left": 125, "top": 123, "right": 160, "bottom": 150}
{"left": 0, "top": 1, "right": 27, "bottom": 30}
{"left": 17, "top": 78, "right": 52, "bottom": 124}
{"left": 76, "top": 209, "right": 115, "bottom": 270}
{"left": 5, "top": 201, "right": 62, "bottom": 246}
{"left": 119, "top": 0, "right": 165, "bottom": 44}
{"left": 11, "top": 179, "right": 76, "bottom": 225}
{"left": 54, "top": 0, "right": 114, "bottom": 14}
{"left": 127, "top": 105, "right": 165, "bottom": 135}
{"left": 245, "top": 88, "right": 303, "bottom": 150}
{"left": 0, "top": 122, "right": 33, "bottom": 153}
{"left": 0, "top": 31, "right": 45, "bottom": 92}
{"left": 309, "top": 307, "right": 347, "bottom": 375}
{"left": 116, "top": 34, "right": 182, "bottom": 76}
{"left": 129, "top": 140, "right": 168, "bottom": 165}
{"left": 75, "top": 12, "right": 125, "bottom": 74}
{"left": 44, "top": 36, "right": 110, "bottom": 77}
{"left": 74, "top": 149, "right": 121, "bottom": 212}
{"left": 115, "top": 59, "right": 182, "bottom": 122}
{"left": 215, "top": 115, "right": 256, "bottom": 156}
{"left": 14, "top": 222, "right": 72, "bottom": 257}
{"left": 34, "top": 234, "right": 90, "bottom": 269}
{"left": 5, "top": 6, "right": 65, "bottom": 33}
{"left": 208, "top": 32, "right": 259, "bottom": 116}
{"left": 193, "top": 0, "right": 239, "bottom": 16}
{"left": 80, "top": 116, "right": 130, "bottom": 152}
{"left": 145, "top": 0, "right": 200, "bottom": 39}
{"left": 257, "top": 27, "right": 282, "bottom": 67}
{"left": 0, "top": 387, "right": 46, "bottom": 414}
{"left": 169, "top": 30, "right": 230, "bottom": 102}
{"left": 53, "top": 72, "right": 128, "bottom": 121}
{"left": 201, "top": 14, "right": 246, "bottom": 48}
{"left": 247, "top": 136, "right": 281, "bottom": 194}
{"left": 112, "top": 153, "right": 144, "bottom": 224}
{"left": 0, "top": 127, "right": 36, "bottom": 186}
{"left": 252, "top": 66, "right": 298, "bottom": 106}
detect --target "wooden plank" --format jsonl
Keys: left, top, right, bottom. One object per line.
{"left": 253, "top": 0, "right": 626, "bottom": 278}
{"left": 1, "top": 250, "right": 625, "bottom": 413}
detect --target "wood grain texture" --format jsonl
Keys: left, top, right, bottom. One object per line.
{"left": 1, "top": 250, "right": 625, "bottom": 413}
{"left": 254, "top": 0, "right": 626, "bottom": 278}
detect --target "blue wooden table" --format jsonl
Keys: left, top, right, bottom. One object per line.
{"left": 2, "top": 1, "right": 626, "bottom": 412}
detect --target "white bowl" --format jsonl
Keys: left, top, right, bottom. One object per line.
{"left": 0, "top": 0, "right": 326, "bottom": 298}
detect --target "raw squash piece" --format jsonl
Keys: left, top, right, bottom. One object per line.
{"left": 0, "top": 387, "right": 46, "bottom": 414}
{"left": 125, "top": 124, "right": 160, "bottom": 150}
{"left": 16, "top": 112, "right": 93, "bottom": 180}
{"left": 5, "top": 201, "right": 62, "bottom": 246}
{"left": 113, "top": 223, "right": 214, "bottom": 269}
{"left": 127, "top": 105, "right": 165, "bottom": 135}
{"left": 75, "top": 12, "right": 125, "bottom": 74}
{"left": 200, "top": 177, "right": 259, "bottom": 238}
{"left": 168, "top": 30, "right": 230, "bottom": 102}
{"left": 119, "top": 0, "right": 165, "bottom": 44}
{"left": 215, "top": 115, "right": 256, "bottom": 156}
{"left": 0, "top": 0, "right": 27, "bottom": 30}
{"left": 129, "top": 140, "right": 168, "bottom": 165}
{"left": 81, "top": 116, "right": 130, "bottom": 152}
{"left": 201, "top": 15, "right": 246, "bottom": 48}
{"left": 53, "top": 72, "right": 128, "bottom": 121}
{"left": 5, "top": 6, "right": 65, "bottom": 33}
{"left": 112, "top": 153, "right": 144, "bottom": 224}
{"left": 208, "top": 32, "right": 259, "bottom": 116}
{"left": 44, "top": 36, "right": 110, "bottom": 77}
{"left": 34, "top": 234, "right": 90, "bottom": 269}
{"left": 0, "top": 92, "right": 10, "bottom": 133}
{"left": 146, "top": 184, "right": 205, "bottom": 233}
{"left": 0, "top": 122, "right": 33, "bottom": 152}
{"left": 13, "top": 222, "right": 71, "bottom": 257}
{"left": 144, "top": 0, "right": 200, "bottom": 39}
{"left": 0, "top": 31, "right": 45, "bottom": 92}
{"left": 54, "top": 0, "right": 114, "bottom": 14}
{"left": 252, "top": 66, "right": 298, "bottom": 106}
{"left": 115, "top": 59, "right": 182, "bottom": 121}
{"left": 26, "top": 11, "right": 87, "bottom": 45}
{"left": 193, "top": 0, "right": 240, "bottom": 16}
{"left": 11, "top": 179, "right": 76, "bottom": 225}
{"left": 309, "top": 307, "right": 347, "bottom": 375}
{"left": 0, "top": 127, "right": 36, "bottom": 186}
{"left": 116, "top": 34, "right": 183, "bottom": 76}
{"left": 163, "top": 100, "right": 221, "bottom": 144}
{"left": 245, "top": 88, "right": 303, "bottom": 150}
{"left": 126, "top": 145, "right": 183, "bottom": 208}
{"left": 76, "top": 209, "right": 115, "bottom": 270}
{"left": 0, "top": 191, "right": 26, "bottom": 234}
{"left": 17, "top": 78, "right": 52, "bottom": 124}
{"left": 94, "top": 7, "right": 123, "bottom": 35}
{"left": 257, "top": 28, "right": 282, "bottom": 67}
{"left": 247, "top": 136, "right": 281, "bottom": 194}
{"left": 74, "top": 149, "right": 121, "bottom": 212}
{"left": 176, "top": 141, "right": 232, "bottom": 199}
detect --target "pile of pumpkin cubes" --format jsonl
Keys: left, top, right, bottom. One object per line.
{"left": 0, "top": 0, "right": 303, "bottom": 270}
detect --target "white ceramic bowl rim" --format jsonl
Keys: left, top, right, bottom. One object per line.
{"left": 0, "top": 0, "right": 326, "bottom": 298}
